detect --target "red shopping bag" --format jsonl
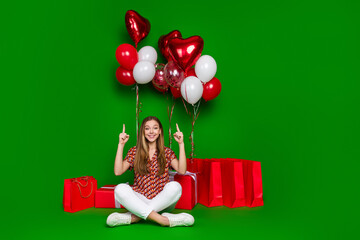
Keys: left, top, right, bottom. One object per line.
{"left": 221, "top": 158, "right": 246, "bottom": 208}
{"left": 187, "top": 158, "right": 203, "bottom": 173}
{"left": 197, "top": 159, "right": 223, "bottom": 207}
{"left": 243, "top": 160, "right": 264, "bottom": 207}
{"left": 63, "top": 176, "right": 97, "bottom": 213}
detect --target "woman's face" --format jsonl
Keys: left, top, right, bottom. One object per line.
{"left": 144, "top": 120, "right": 161, "bottom": 143}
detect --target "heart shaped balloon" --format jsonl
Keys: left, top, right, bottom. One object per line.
{"left": 125, "top": 10, "right": 151, "bottom": 48}
{"left": 168, "top": 36, "right": 204, "bottom": 72}
{"left": 158, "top": 30, "right": 182, "bottom": 61}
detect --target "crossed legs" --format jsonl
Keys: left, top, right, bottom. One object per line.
{"left": 114, "top": 181, "right": 182, "bottom": 226}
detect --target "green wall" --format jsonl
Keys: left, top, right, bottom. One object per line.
{"left": 2, "top": 0, "right": 359, "bottom": 239}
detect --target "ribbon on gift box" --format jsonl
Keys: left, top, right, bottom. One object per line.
{"left": 169, "top": 171, "right": 198, "bottom": 204}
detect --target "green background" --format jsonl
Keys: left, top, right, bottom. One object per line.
{"left": 1, "top": 0, "right": 359, "bottom": 239}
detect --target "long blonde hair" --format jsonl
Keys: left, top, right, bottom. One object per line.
{"left": 134, "top": 116, "right": 166, "bottom": 175}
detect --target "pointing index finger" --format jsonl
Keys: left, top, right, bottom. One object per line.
{"left": 122, "top": 124, "right": 125, "bottom": 133}
{"left": 176, "top": 123, "right": 180, "bottom": 132}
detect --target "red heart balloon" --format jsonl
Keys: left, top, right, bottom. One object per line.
{"left": 125, "top": 10, "right": 150, "bottom": 48}
{"left": 158, "top": 30, "right": 182, "bottom": 61}
{"left": 168, "top": 36, "right": 204, "bottom": 72}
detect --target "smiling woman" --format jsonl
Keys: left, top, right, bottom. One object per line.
{"left": 108, "top": 116, "right": 194, "bottom": 228}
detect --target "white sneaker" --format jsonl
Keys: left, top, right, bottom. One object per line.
{"left": 161, "top": 213, "right": 195, "bottom": 227}
{"left": 106, "top": 212, "right": 132, "bottom": 227}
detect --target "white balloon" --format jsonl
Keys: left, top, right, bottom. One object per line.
{"left": 195, "top": 55, "right": 217, "bottom": 83}
{"left": 138, "top": 46, "right": 157, "bottom": 64}
{"left": 181, "top": 76, "right": 204, "bottom": 105}
{"left": 133, "top": 61, "right": 156, "bottom": 84}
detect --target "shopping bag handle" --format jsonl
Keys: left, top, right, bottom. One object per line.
{"left": 73, "top": 177, "right": 93, "bottom": 199}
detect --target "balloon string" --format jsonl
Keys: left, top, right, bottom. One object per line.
{"left": 167, "top": 95, "right": 176, "bottom": 148}
{"left": 136, "top": 84, "right": 142, "bottom": 139}
{"left": 181, "top": 98, "right": 189, "bottom": 115}
{"left": 189, "top": 100, "right": 201, "bottom": 160}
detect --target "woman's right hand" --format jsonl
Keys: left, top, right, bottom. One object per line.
{"left": 119, "top": 124, "right": 129, "bottom": 146}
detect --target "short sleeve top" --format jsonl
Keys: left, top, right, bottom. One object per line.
{"left": 124, "top": 146, "right": 177, "bottom": 199}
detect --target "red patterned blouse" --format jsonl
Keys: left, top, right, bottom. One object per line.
{"left": 124, "top": 146, "right": 177, "bottom": 199}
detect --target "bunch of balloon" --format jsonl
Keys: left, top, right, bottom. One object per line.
{"left": 160, "top": 31, "right": 222, "bottom": 159}
{"left": 158, "top": 31, "right": 206, "bottom": 158}
{"left": 157, "top": 30, "right": 186, "bottom": 148}
{"left": 115, "top": 10, "right": 152, "bottom": 86}
{"left": 133, "top": 46, "right": 157, "bottom": 136}
{"left": 115, "top": 10, "right": 152, "bottom": 138}
{"left": 183, "top": 55, "right": 222, "bottom": 159}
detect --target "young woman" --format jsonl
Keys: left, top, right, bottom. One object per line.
{"left": 106, "top": 116, "right": 195, "bottom": 227}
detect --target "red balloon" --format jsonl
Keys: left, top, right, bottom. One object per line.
{"left": 115, "top": 43, "right": 138, "bottom": 70}
{"left": 152, "top": 82, "right": 167, "bottom": 93}
{"left": 168, "top": 36, "right": 204, "bottom": 72}
{"left": 170, "top": 86, "right": 182, "bottom": 99}
{"left": 186, "top": 68, "right": 196, "bottom": 77}
{"left": 116, "top": 66, "right": 136, "bottom": 86}
{"left": 125, "top": 10, "right": 150, "bottom": 48}
{"left": 158, "top": 30, "right": 182, "bottom": 61}
{"left": 152, "top": 63, "right": 169, "bottom": 90}
{"left": 202, "top": 77, "right": 221, "bottom": 101}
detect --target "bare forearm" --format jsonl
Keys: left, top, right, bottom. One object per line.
{"left": 178, "top": 143, "right": 187, "bottom": 174}
{"left": 114, "top": 143, "right": 125, "bottom": 175}
{"left": 173, "top": 123, "right": 186, "bottom": 174}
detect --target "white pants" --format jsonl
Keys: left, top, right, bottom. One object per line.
{"left": 114, "top": 181, "right": 182, "bottom": 220}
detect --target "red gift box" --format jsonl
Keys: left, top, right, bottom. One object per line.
{"left": 197, "top": 159, "right": 223, "bottom": 207}
{"left": 63, "top": 176, "right": 97, "bottom": 213}
{"left": 95, "top": 185, "right": 124, "bottom": 208}
{"left": 172, "top": 172, "right": 197, "bottom": 210}
{"left": 243, "top": 160, "right": 264, "bottom": 207}
{"left": 221, "top": 158, "right": 246, "bottom": 208}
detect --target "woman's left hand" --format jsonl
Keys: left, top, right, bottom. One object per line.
{"left": 173, "top": 123, "right": 184, "bottom": 144}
